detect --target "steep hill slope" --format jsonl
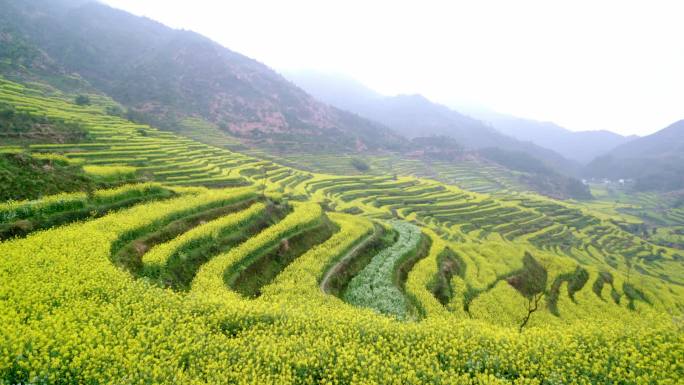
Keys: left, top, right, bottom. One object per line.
{"left": 0, "top": 0, "right": 406, "bottom": 153}
{"left": 0, "top": 2, "right": 593, "bottom": 199}
{"left": 586, "top": 120, "right": 684, "bottom": 191}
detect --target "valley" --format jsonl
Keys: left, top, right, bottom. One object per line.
{"left": 0, "top": 75, "right": 682, "bottom": 383}
{"left": 1, "top": 1, "right": 683, "bottom": 383}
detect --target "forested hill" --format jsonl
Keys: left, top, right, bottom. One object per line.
{"left": 586, "top": 120, "right": 684, "bottom": 192}
{"left": 0, "top": 0, "right": 406, "bottom": 153}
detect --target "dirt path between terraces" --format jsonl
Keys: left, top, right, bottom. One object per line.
{"left": 319, "top": 225, "right": 380, "bottom": 294}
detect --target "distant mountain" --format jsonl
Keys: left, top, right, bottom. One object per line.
{"left": 0, "top": 0, "right": 407, "bottom": 153}
{"left": 586, "top": 120, "right": 684, "bottom": 192}
{"left": 608, "top": 120, "right": 684, "bottom": 159}
{"left": 462, "top": 110, "right": 635, "bottom": 164}
{"left": 283, "top": 71, "right": 383, "bottom": 113}
{"left": 284, "top": 70, "right": 582, "bottom": 176}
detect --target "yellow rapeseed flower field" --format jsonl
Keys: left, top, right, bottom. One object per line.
{"left": 0, "top": 188, "right": 681, "bottom": 384}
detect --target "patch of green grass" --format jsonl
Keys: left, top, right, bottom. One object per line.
{"left": 323, "top": 225, "right": 397, "bottom": 297}
{"left": 229, "top": 217, "right": 337, "bottom": 298}
{"left": 0, "top": 102, "right": 90, "bottom": 144}
{"left": 0, "top": 152, "right": 94, "bottom": 201}
{"left": 343, "top": 221, "right": 424, "bottom": 319}
{"left": 113, "top": 199, "right": 283, "bottom": 277}
{"left": 160, "top": 204, "right": 287, "bottom": 291}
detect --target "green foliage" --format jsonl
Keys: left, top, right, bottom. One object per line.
{"left": 0, "top": 0, "right": 407, "bottom": 154}
{"left": 321, "top": 224, "right": 396, "bottom": 296}
{"left": 479, "top": 147, "right": 553, "bottom": 175}
{"left": 585, "top": 121, "right": 684, "bottom": 192}
{"left": 0, "top": 152, "right": 93, "bottom": 202}
{"left": 634, "top": 168, "right": 684, "bottom": 192}
{"left": 105, "top": 105, "right": 125, "bottom": 117}
{"left": 623, "top": 282, "right": 652, "bottom": 310}
{"left": 587, "top": 154, "right": 684, "bottom": 193}
{"left": 592, "top": 271, "right": 614, "bottom": 299}
{"left": 0, "top": 102, "right": 89, "bottom": 143}
{"left": 506, "top": 252, "right": 548, "bottom": 299}
{"left": 480, "top": 147, "right": 592, "bottom": 199}
{"left": 229, "top": 216, "right": 336, "bottom": 297}
{"left": 547, "top": 266, "right": 589, "bottom": 315}
{"left": 567, "top": 267, "right": 590, "bottom": 298}
{"left": 74, "top": 94, "right": 90, "bottom": 105}
{"left": 350, "top": 157, "right": 370, "bottom": 172}
{"left": 0, "top": 29, "right": 43, "bottom": 68}
{"left": 429, "top": 248, "right": 464, "bottom": 305}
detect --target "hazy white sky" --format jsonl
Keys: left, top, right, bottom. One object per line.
{"left": 103, "top": 0, "right": 683, "bottom": 135}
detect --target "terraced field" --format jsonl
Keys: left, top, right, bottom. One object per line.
{"left": 1, "top": 77, "right": 683, "bottom": 383}
{"left": 590, "top": 184, "right": 684, "bottom": 252}
{"left": 240, "top": 151, "right": 526, "bottom": 195}
{"left": 172, "top": 127, "right": 525, "bottom": 196}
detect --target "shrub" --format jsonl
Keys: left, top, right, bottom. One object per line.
{"left": 75, "top": 94, "right": 91, "bottom": 106}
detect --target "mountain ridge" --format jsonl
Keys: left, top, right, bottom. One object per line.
{"left": 283, "top": 69, "right": 582, "bottom": 176}
{"left": 586, "top": 120, "right": 684, "bottom": 191}
{"left": 0, "top": 0, "right": 407, "bottom": 153}
{"left": 463, "top": 109, "right": 636, "bottom": 164}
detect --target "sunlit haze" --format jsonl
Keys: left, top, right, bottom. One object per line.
{"left": 103, "top": 0, "right": 684, "bottom": 136}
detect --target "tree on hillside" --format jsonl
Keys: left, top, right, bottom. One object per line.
{"left": 350, "top": 158, "right": 370, "bottom": 172}
{"left": 507, "top": 252, "right": 548, "bottom": 332}
{"left": 519, "top": 291, "right": 544, "bottom": 333}
{"left": 75, "top": 94, "right": 90, "bottom": 106}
